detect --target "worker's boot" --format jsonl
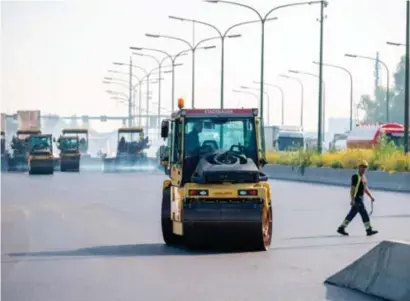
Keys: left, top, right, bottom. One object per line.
{"left": 366, "top": 228, "right": 378, "bottom": 236}
{"left": 337, "top": 226, "right": 349, "bottom": 236}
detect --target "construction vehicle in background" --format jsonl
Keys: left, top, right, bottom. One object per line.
{"left": 329, "top": 133, "right": 348, "bottom": 151}
{"left": 28, "top": 134, "right": 55, "bottom": 175}
{"left": 56, "top": 135, "right": 80, "bottom": 172}
{"left": 158, "top": 98, "right": 272, "bottom": 251}
{"left": 103, "top": 127, "right": 152, "bottom": 172}
{"left": 263, "top": 125, "right": 280, "bottom": 152}
{"left": 61, "top": 128, "right": 89, "bottom": 155}
{"left": 274, "top": 125, "right": 305, "bottom": 152}
{"left": 8, "top": 110, "right": 43, "bottom": 171}
{"left": 8, "top": 129, "right": 42, "bottom": 171}
{"left": 1, "top": 131, "right": 9, "bottom": 171}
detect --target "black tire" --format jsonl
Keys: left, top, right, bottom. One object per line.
{"left": 161, "top": 187, "right": 181, "bottom": 245}
{"left": 255, "top": 205, "right": 273, "bottom": 251}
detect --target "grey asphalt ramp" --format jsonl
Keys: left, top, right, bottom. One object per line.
{"left": 325, "top": 240, "right": 410, "bottom": 301}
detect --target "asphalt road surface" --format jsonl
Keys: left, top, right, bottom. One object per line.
{"left": 2, "top": 171, "right": 410, "bottom": 301}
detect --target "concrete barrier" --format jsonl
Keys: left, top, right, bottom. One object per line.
{"left": 325, "top": 240, "right": 410, "bottom": 301}
{"left": 262, "top": 165, "right": 410, "bottom": 193}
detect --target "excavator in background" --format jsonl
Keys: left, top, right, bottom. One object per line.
{"left": 103, "top": 127, "right": 153, "bottom": 172}
{"left": 8, "top": 129, "right": 42, "bottom": 171}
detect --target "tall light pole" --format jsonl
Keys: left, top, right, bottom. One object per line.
{"left": 317, "top": 0, "right": 326, "bottom": 153}
{"left": 105, "top": 75, "right": 142, "bottom": 121}
{"left": 130, "top": 45, "right": 209, "bottom": 110}
{"left": 253, "top": 81, "right": 284, "bottom": 126}
{"left": 132, "top": 53, "right": 167, "bottom": 132}
{"left": 110, "top": 56, "right": 133, "bottom": 127}
{"left": 169, "top": 16, "right": 278, "bottom": 108}
{"left": 130, "top": 47, "right": 175, "bottom": 112}
{"left": 345, "top": 53, "right": 391, "bottom": 122}
{"left": 313, "top": 61, "right": 354, "bottom": 131}
{"left": 279, "top": 74, "right": 304, "bottom": 129}
{"left": 113, "top": 62, "right": 149, "bottom": 126}
{"left": 205, "top": 0, "right": 325, "bottom": 122}
{"left": 240, "top": 85, "right": 271, "bottom": 125}
{"left": 389, "top": 2, "right": 409, "bottom": 153}
{"left": 141, "top": 64, "right": 181, "bottom": 134}
{"left": 289, "top": 69, "right": 326, "bottom": 142}
{"left": 145, "top": 33, "right": 217, "bottom": 108}
{"left": 232, "top": 89, "right": 259, "bottom": 103}
{"left": 406, "top": 0, "right": 410, "bottom": 154}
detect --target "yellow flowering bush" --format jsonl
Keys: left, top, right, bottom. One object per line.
{"left": 266, "top": 139, "right": 410, "bottom": 173}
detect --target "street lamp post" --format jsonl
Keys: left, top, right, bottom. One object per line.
{"left": 253, "top": 81, "right": 284, "bottom": 126}
{"left": 113, "top": 62, "right": 149, "bottom": 126}
{"left": 105, "top": 76, "right": 162, "bottom": 126}
{"left": 105, "top": 75, "right": 142, "bottom": 120}
{"left": 289, "top": 69, "right": 326, "bottom": 141}
{"left": 132, "top": 53, "right": 167, "bottom": 133}
{"left": 313, "top": 61, "right": 354, "bottom": 131}
{"left": 406, "top": 0, "right": 410, "bottom": 154}
{"left": 145, "top": 33, "right": 217, "bottom": 108}
{"left": 140, "top": 64, "right": 180, "bottom": 133}
{"left": 205, "top": 0, "right": 325, "bottom": 120}
{"left": 345, "top": 53, "right": 391, "bottom": 122}
{"left": 239, "top": 85, "right": 271, "bottom": 125}
{"left": 232, "top": 89, "right": 259, "bottom": 103}
{"left": 387, "top": 2, "right": 410, "bottom": 153}
{"left": 169, "top": 16, "right": 279, "bottom": 108}
{"left": 279, "top": 74, "right": 304, "bottom": 129}
{"left": 110, "top": 56, "right": 133, "bottom": 127}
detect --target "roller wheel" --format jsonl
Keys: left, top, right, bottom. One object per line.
{"left": 255, "top": 205, "right": 272, "bottom": 251}
{"left": 161, "top": 187, "right": 180, "bottom": 245}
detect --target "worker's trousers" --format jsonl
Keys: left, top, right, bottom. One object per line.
{"left": 344, "top": 199, "right": 370, "bottom": 223}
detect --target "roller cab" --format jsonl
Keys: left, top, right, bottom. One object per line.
{"left": 160, "top": 99, "right": 272, "bottom": 251}
{"left": 28, "top": 134, "right": 54, "bottom": 175}
{"left": 104, "top": 127, "right": 152, "bottom": 172}
{"left": 57, "top": 135, "right": 80, "bottom": 172}
{"left": 8, "top": 129, "right": 41, "bottom": 172}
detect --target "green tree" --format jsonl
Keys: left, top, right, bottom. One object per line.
{"left": 359, "top": 55, "right": 406, "bottom": 123}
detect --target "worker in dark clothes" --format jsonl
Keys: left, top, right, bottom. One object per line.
{"left": 185, "top": 122, "right": 203, "bottom": 155}
{"left": 337, "top": 160, "right": 378, "bottom": 236}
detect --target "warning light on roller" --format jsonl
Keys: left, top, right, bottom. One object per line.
{"left": 178, "top": 98, "right": 184, "bottom": 109}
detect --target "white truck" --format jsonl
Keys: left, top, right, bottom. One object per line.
{"left": 263, "top": 126, "right": 281, "bottom": 152}
{"left": 275, "top": 125, "right": 305, "bottom": 152}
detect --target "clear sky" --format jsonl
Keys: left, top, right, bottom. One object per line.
{"left": 1, "top": 0, "right": 407, "bottom": 131}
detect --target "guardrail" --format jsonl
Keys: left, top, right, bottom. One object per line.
{"left": 262, "top": 165, "right": 410, "bottom": 193}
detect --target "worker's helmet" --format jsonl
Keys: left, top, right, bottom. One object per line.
{"left": 358, "top": 160, "right": 369, "bottom": 168}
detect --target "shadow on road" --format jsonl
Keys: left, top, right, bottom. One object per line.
{"left": 271, "top": 241, "right": 378, "bottom": 251}
{"left": 6, "top": 243, "right": 235, "bottom": 258}
{"left": 324, "top": 283, "right": 384, "bottom": 301}
{"left": 372, "top": 214, "right": 410, "bottom": 219}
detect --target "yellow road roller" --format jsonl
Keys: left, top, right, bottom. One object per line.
{"left": 28, "top": 134, "right": 54, "bottom": 175}
{"left": 158, "top": 98, "right": 272, "bottom": 251}
{"left": 57, "top": 135, "right": 80, "bottom": 172}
